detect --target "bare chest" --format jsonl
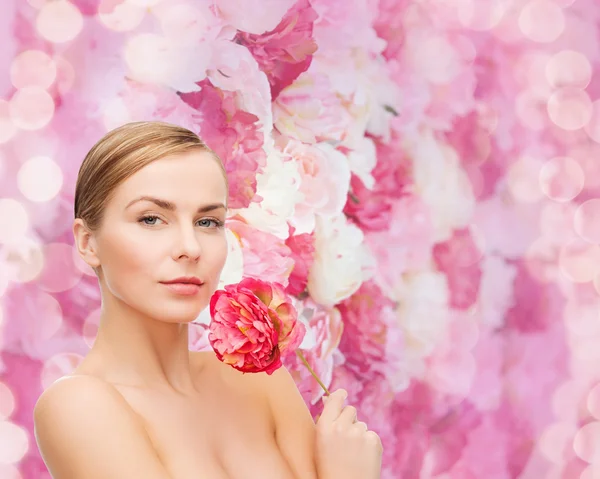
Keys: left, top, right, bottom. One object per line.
{"left": 115, "top": 378, "right": 294, "bottom": 479}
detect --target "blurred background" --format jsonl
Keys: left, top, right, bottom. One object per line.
{"left": 1, "top": 0, "right": 600, "bottom": 478}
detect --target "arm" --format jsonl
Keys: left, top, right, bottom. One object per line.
{"left": 265, "top": 366, "right": 319, "bottom": 479}
{"left": 33, "top": 375, "right": 173, "bottom": 479}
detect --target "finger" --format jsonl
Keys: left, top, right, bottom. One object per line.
{"left": 318, "top": 389, "right": 347, "bottom": 424}
{"left": 336, "top": 405, "right": 357, "bottom": 426}
{"left": 353, "top": 421, "right": 368, "bottom": 433}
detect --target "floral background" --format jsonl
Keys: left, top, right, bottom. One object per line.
{"left": 1, "top": 0, "right": 600, "bottom": 478}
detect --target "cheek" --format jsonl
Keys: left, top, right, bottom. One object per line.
{"left": 205, "top": 234, "right": 229, "bottom": 274}
{"left": 97, "top": 232, "right": 155, "bottom": 290}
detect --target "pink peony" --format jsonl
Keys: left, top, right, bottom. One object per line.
{"left": 365, "top": 194, "right": 434, "bottom": 295}
{"left": 226, "top": 215, "right": 294, "bottom": 286}
{"left": 337, "top": 280, "right": 404, "bottom": 381}
{"left": 284, "top": 138, "right": 351, "bottom": 233}
{"left": 209, "top": 278, "right": 305, "bottom": 374}
{"left": 235, "top": 0, "right": 318, "bottom": 99}
{"left": 283, "top": 299, "right": 343, "bottom": 408}
{"left": 273, "top": 70, "right": 354, "bottom": 144}
{"left": 178, "top": 80, "right": 267, "bottom": 209}
{"left": 344, "top": 135, "right": 412, "bottom": 232}
{"left": 284, "top": 226, "right": 316, "bottom": 296}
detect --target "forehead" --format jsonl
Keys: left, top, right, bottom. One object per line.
{"left": 111, "top": 150, "right": 228, "bottom": 205}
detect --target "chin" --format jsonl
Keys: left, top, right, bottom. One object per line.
{"left": 157, "top": 302, "right": 209, "bottom": 324}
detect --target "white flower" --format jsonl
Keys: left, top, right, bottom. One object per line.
{"left": 410, "top": 129, "right": 475, "bottom": 242}
{"left": 308, "top": 214, "right": 374, "bottom": 306}
{"left": 284, "top": 140, "right": 351, "bottom": 234}
{"left": 346, "top": 136, "right": 377, "bottom": 190}
{"left": 235, "top": 148, "right": 304, "bottom": 239}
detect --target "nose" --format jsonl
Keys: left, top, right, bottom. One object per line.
{"left": 172, "top": 224, "right": 201, "bottom": 262}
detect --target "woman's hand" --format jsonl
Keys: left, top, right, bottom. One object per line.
{"left": 314, "top": 389, "right": 383, "bottom": 479}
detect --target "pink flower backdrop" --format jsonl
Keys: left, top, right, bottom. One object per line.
{"left": 1, "top": 0, "right": 600, "bottom": 477}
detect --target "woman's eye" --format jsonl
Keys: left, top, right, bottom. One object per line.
{"left": 197, "top": 218, "right": 223, "bottom": 228}
{"left": 139, "top": 215, "right": 161, "bottom": 226}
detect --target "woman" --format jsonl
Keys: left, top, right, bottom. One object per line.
{"left": 33, "top": 121, "right": 383, "bottom": 479}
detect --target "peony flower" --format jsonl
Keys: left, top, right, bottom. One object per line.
{"left": 235, "top": 0, "right": 319, "bottom": 99}
{"left": 344, "top": 135, "right": 412, "bottom": 232}
{"left": 226, "top": 215, "right": 294, "bottom": 286}
{"left": 234, "top": 145, "right": 304, "bottom": 239}
{"left": 273, "top": 70, "right": 354, "bottom": 144}
{"left": 283, "top": 139, "right": 351, "bottom": 234}
{"left": 216, "top": 0, "right": 298, "bottom": 35}
{"left": 207, "top": 40, "right": 273, "bottom": 132}
{"left": 209, "top": 278, "right": 304, "bottom": 374}
{"left": 283, "top": 298, "right": 343, "bottom": 407}
{"left": 307, "top": 214, "right": 374, "bottom": 307}
{"left": 284, "top": 226, "right": 316, "bottom": 296}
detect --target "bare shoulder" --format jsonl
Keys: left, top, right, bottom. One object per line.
{"left": 255, "top": 365, "right": 319, "bottom": 479}
{"left": 34, "top": 375, "right": 172, "bottom": 479}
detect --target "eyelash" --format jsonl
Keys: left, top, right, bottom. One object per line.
{"left": 137, "top": 215, "right": 224, "bottom": 229}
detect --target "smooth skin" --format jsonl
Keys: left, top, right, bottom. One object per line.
{"left": 33, "top": 150, "right": 382, "bottom": 479}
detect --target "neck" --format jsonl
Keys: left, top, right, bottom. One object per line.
{"left": 89, "top": 290, "right": 196, "bottom": 395}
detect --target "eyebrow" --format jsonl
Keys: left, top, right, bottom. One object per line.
{"left": 125, "top": 196, "right": 226, "bottom": 213}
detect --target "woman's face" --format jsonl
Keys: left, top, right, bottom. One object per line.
{"left": 91, "top": 149, "right": 228, "bottom": 323}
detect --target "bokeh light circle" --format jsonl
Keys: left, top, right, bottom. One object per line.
{"left": 83, "top": 308, "right": 101, "bottom": 348}
{"left": 0, "top": 421, "right": 29, "bottom": 464}
{"left": 546, "top": 50, "right": 592, "bottom": 89}
{"left": 573, "top": 421, "right": 600, "bottom": 463}
{"left": 570, "top": 144, "right": 600, "bottom": 189}
{"left": 538, "top": 422, "right": 576, "bottom": 464}
{"left": 36, "top": 0, "right": 84, "bottom": 43}
{"left": 559, "top": 239, "right": 600, "bottom": 283}
{"left": 574, "top": 199, "right": 600, "bottom": 244}
{"left": 54, "top": 55, "right": 76, "bottom": 95}
{"left": 37, "top": 243, "right": 83, "bottom": 293}
{"left": 41, "top": 353, "right": 84, "bottom": 390}
{"left": 17, "top": 156, "right": 63, "bottom": 202}
{"left": 581, "top": 464, "right": 600, "bottom": 479}
{"left": 515, "top": 90, "right": 547, "bottom": 130}
{"left": 525, "top": 236, "right": 560, "bottom": 283}
{"left": 0, "top": 100, "right": 17, "bottom": 144}
{"left": 584, "top": 100, "right": 600, "bottom": 144}
{"left": 547, "top": 88, "right": 593, "bottom": 131}
{"left": 456, "top": 0, "right": 508, "bottom": 31}
{"left": 10, "top": 50, "right": 57, "bottom": 90}
{"left": 3, "top": 239, "right": 45, "bottom": 283}
{"left": 587, "top": 383, "right": 600, "bottom": 420}
{"left": 539, "top": 156, "right": 584, "bottom": 202}
{"left": 0, "top": 464, "right": 22, "bottom": 479}
{"left": 518, "top": 0, "right": 565, "bottom": 43}
{"left": 507, "top": 156, "right": 544, "bottom": 203}
{"left": 9, "top": 87, "right": 55, "bottom": 131}
{"left": 0, "top": 200, "right": 29, "bottom": 245}
{"left": 0, "top": 383, "right": 15, "bottom": 420}
{"left": 24, "top": 291, "right": 64, "bottom": 346}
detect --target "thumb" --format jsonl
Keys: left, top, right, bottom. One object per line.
{"left": 318, "top": 389, "right": 347, "bottom": 424}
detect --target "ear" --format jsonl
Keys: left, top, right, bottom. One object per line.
{"left": 73, "top": 218, "right": 101, "bottom": 269}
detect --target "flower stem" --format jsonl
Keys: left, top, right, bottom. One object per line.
{"left": 295, "top": 350, "right": 330, "bottom": 396}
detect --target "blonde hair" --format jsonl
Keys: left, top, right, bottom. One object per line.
{"left": 74, "top": 121, "right": 228, "bottom": 231}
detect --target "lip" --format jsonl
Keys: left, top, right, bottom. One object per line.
{"left": 161, "top": 276, "right": 204, "bottom": 286}
{"left": 160, "top": 277, "right": 204, "bottom": 296}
